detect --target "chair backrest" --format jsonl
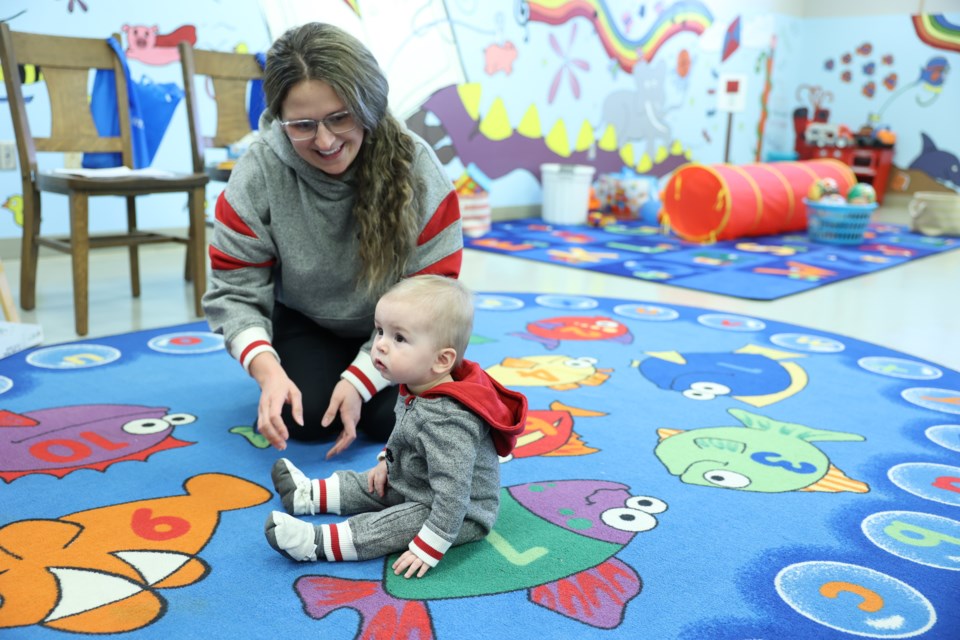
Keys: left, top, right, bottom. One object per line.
{"left": 178, "top": 41, "right": 264, "bottom": 173}
{"left": 0, "top": 23, "right": 135, "bottom": 181}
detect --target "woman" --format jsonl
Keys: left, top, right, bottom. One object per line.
{"left": 202, "top": 22, "right": 462, "bottom": 458}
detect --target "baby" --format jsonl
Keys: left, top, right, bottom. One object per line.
{"left": 265, "top": 275, "right": 528, "bottom": 577}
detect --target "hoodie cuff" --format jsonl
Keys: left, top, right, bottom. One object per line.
{"left": 408, "top": 525, "right": 451, "bottom": 568}
{"left": 229, "top": 326, "right": 278, "bottom": 373}
{"left": 341, "top": 351, "right": 391, "bottom": 402}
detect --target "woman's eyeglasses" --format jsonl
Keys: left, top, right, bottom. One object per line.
{"left": 280, "top": 111, "right": 357, "bottom": 140}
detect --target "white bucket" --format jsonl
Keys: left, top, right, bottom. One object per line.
{"left": 909, "top": 191, "right": 960, "bottom": 237}
{"left": 540, "top": 163, "right": 596, "bottom": 225}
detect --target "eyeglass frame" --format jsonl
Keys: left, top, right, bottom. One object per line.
{"left": 279, "top": 111, "right": 358, "bottom": 141}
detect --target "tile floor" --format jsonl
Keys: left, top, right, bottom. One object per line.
{"left": 2, "top": 201, "right": 959, "bottom": 371}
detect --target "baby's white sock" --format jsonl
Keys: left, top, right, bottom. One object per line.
{"left": 263, "top": 512, "right": 322, "bottom": 562}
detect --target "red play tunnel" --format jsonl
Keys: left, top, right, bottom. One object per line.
{"left": 660, "top": 159, "right": 857, "bottom": 243}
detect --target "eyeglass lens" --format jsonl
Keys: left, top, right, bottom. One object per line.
{"left": 282, "top": 112, "right": 356, "bottom": 140}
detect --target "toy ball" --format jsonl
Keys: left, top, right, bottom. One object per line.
{"left": 808, "top": 177, "right": 840, "bottom": 201}
{"left": 821, "top": 193, "right": 847, "bottom": 204}
{"left": 847, "top": 182, "right": 877, "bottom": 204}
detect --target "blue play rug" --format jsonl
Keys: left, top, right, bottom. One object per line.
{"left": 466, "top": 218, "right": 960, "bottom": 300}
{"left": 1, "top": 293, "right": 958, "bottom": 639}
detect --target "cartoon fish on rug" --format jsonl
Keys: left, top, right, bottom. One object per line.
{"left": 634, "top": 344, "right": 807, "bottom": 407}
{"left": 0, "top": 405, "right": 196, "bottom": 482}
{"left": 511, "top": 316, "right": 634, "bottom": 350}
{"left": 0, "top": 473, "right": 271, "bottom": 634}
{"left": 508, "top": 400, "right": 605, "bottom": 460}
{"left": 487, "top": 355, "right": 612, "bottom": 390}
{"left": 293, "top": 480, "right": 666, "bottom": 637}
{"left": 655, "top": 408, "right": 869, "bottom": 493}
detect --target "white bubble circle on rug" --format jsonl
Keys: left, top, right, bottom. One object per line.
{"left": 26, "top": 344, "right": 121, "bottom": 369}
{"left": 775, "top": 561, "right": 935, "bottom": 637}
{"left": 148, "top": 332, "right": 225, "bottom": 354}
{"left": 858, "top": 357, "right": 942, "bottom": 380}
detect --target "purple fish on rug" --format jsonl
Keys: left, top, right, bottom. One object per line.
{"left": 0, "top": 404, "right": 196, "bottom": 482}
{"left": 292, "top": 480, "right": 667, "bottom": 638}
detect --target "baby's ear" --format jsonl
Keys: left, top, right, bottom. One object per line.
{"left": 434, "top": 347, "right": 457, "bottom": 374}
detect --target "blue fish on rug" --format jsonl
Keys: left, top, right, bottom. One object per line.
{"left": 635, "top": 344, "right": 808, "bottom": 407}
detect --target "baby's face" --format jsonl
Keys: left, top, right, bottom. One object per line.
{"left": 372, "top": 297, "right": 440, "bottom": 387}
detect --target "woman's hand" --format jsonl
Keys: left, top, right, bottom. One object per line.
{"left": 249, "top": 352, "right": 302, "bottom": 451}
{"left": 392, "top": 550, "right": 431, "bottom": 578}
{"left": 322, "top": 379, "right": 362, "bottom": 458}
{"left": 367, "top": 460, "right": 388, "bottom": 497}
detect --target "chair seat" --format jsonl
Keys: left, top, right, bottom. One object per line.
{"left": 37, "top": 171, "right": 209, "bottom": 195}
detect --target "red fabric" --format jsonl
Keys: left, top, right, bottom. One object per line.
{"left": 209, "top": 245, "right": 275, "bottom": 271}
{"left": 413, "top": 250, "right": 462, "bottom": 279}
{"left": 328, "top": 523, "right": 343, "bottom": 562}
{"left": 412, "top": 535, "right": 444, "bottom": 560}
{"left": 318, "top": 479, "right": 328, "bottom": 513}
{"left": 346, "top": 365, "right": 377, "bottom": 397}
{"left": 239, "top": 340, "right": 271, "bottom": 367}
{"left": 215, "top": 192, "right": 258, "bottom": 237}
{"left": 402, "top": 360, "right": 528, "bottom": 457}
{"left": 417, "top": 191, "right": 460, "bottom": 246}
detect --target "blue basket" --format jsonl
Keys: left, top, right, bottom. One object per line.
{"left": 804, "top": 198, "right": 878, "bottom": 245}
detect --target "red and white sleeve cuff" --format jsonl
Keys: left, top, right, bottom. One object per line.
{"left": 409, "top": 525, "right": 452, "bottom": 568}
{"left": 341, "top": 351, "right": 392, "bottom": 402}
{"left": 230, "top": 326, "right": 278, "bottom": 373}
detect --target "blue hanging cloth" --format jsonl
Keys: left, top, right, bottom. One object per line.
{"left": 83, "top": 37, "right": 183, "bottom": 169}
{"left": 247, "top": 52, "right": 267, "bottom": 131}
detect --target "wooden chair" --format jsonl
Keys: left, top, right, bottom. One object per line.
{"left": 178, "top": 41, "right": 264, "bottom": 179}
{"left": 0, "top": 24, "right": 209, "bottom": 336}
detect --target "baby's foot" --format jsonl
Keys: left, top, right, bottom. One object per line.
{"left": 271, "top": 458, "right": 316, "bottom": 515}
{"left": 264, "top": 512, "right": 322, "bottom": 562}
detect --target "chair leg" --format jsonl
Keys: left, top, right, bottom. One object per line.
{"left": 69, "top": 192, "right": 90, "bottom": 336}
{"left": 0, "top": 257, "right": 19, "bottom": 322}
{"left": 188, "top": 187, "right": 207, "bottom": 317}
{"left": 126, "top": 195, "right": 140, "bottom": 298}
{"left": 18, "top": 186, "right": 41, "bottom": 310}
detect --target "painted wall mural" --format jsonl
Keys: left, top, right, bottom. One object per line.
{"left": 0, "top": 1, "right": 957, "bottom": 244}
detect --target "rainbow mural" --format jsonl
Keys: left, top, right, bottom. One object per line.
{"left": 912, "top": 14, "right": 960, "bottom": 53}
{"left": 522, "top": 0, "right": 714, "bottom": 71}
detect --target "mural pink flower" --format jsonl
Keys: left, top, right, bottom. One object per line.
{"left": 548, "top": 24, "right": 590, "bottom": 103}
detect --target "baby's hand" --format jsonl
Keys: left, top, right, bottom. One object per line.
{"left": 392, "top": 550, "right": 430, "bottom": 578}
{"left": 367, "top": 460, "right": 388, "bottom": 497}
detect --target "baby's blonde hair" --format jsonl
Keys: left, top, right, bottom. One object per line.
{"left": 382, "top": 275, "right": 473, "bottom": 368}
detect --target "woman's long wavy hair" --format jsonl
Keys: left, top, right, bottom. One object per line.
{"left": 263, "top": 22, "right": 422, "bottom": 296}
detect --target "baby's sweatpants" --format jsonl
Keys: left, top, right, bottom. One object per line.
{"left": 322, "top": 470, "right": 487, "bottom": 562}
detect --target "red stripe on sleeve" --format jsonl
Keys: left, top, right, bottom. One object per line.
{"left": 412, "top": 249, "right": 462, "bottom": 279}
{"left": 412, "top": 535, "right": 444, "bottom": 560}
{"left": 215, "top": 192, "right": 258, "bottom": 237}
{"left": 208, "top": 245, "right": 276, "bottom": 271}
{"left": 329, "top": 524, "right": 343, "bottom": 562}
{"left": 416, "top": 191, "right": 460, "bottom": 246}
{"left": 318, "top": 479, "right": 327, "bottom": 513}
{"left": 346, "top": 365, "right": 378, "bottom": 397}
{"left": 239, "top": 340, "right": 271, "bottom": 366}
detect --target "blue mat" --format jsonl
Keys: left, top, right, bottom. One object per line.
{"left": 2, "top": 294, "right": 959, "bottom": 639}
{"left": 466, "top": 218, "right": 960, "bottom": 300}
